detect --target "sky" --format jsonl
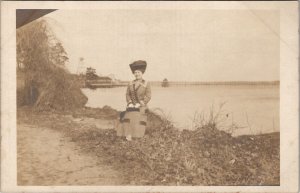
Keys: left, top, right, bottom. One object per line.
{"left": 43, "top": 9, "right": 279, "bottom": 81}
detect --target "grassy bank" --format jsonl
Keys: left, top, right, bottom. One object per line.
{"left": 18, "top": 106, "right": 279, "bottom": 186}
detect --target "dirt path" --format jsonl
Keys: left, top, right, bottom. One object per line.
{"left": 17, "top": 123, "right": 123, "bottom": 185}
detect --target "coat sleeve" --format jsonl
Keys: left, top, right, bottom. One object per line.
{"left": 126, "top": 84, "right": 132, "bottom": 104}
{"left": 143, "top": 82, "right": 151, "bottom": 104}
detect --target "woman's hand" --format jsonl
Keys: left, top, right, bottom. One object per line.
{"left": 128, "top": 103, "right": 134, "bottom": 108}
{"left": 135, "top": 103, "right": 141, "bottom": 108}
{"left": 140, "top": 101, "right": 145, "bottom": 106}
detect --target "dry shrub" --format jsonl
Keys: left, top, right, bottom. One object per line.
{"left": 190, "top": 102, "right": 246, "bottom": 135}
{"left": 17, "top": 19, "right": 87, "bottom": 111}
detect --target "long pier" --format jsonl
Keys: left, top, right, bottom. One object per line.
{"left": 80, "top": 80, "right": 280, "bottom": 88}
{"left": 120, "top": 81, "right": 280, "bottom": 87}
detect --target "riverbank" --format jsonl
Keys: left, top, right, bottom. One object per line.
{"left": 17, "top": 106, "right": 279, "bottom": 186}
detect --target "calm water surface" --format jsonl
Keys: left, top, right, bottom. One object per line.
{"left": 82, "top": 85, "right": 279, "bottom": 136}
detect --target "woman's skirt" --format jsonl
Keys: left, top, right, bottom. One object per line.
{"left": 116, "top": 106, "right": 147, "bottom": 138}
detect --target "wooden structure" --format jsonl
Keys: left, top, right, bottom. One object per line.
{"left": 85, "top": 67, "right": 114, "bottom": 88}
{"left": 161, "top": 78, "right": 169, "bottom": 87}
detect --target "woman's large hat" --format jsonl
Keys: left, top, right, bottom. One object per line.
{"left": 129, "top": 60, "right": 147, "bottom": 73}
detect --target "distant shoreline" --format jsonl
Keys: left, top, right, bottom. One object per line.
{"left": 71, "top": 74, "right": 279, "bottom": 88}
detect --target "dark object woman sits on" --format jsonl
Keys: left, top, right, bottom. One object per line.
{"left": 116, "top": 60, "right": 151, "bottom": 141}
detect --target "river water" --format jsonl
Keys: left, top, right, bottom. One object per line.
{"left": 82, "top": 85, "right": 279, "bottom": 136}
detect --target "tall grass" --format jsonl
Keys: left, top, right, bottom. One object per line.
{"left": 190, "top": 102, "right": 246, "bottom": 135}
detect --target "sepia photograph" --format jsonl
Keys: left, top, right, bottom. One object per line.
{"left": 1, "top": 1, "right": 299, "bottom": 192}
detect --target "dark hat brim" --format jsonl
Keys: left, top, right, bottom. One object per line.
{"left": 129, "top": 61, "right": 147, "bottom": 73}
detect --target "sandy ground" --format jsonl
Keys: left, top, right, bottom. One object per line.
{"left": 17, "top": 123, "right": 123, "bottom": 185}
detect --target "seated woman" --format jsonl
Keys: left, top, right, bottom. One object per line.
{"left": 116, "top": 60, "right": 151, "bottom": 141}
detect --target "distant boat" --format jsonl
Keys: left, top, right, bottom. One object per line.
{"left": 162, "top": 78, "right": 169, "bottom": 87}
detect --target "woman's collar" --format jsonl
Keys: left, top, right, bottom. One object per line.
{"left": 134, "top": 79, "right": 144, "bottom": 83}
{"left": 132, "top": 79, "right": 146, "bottom": 86}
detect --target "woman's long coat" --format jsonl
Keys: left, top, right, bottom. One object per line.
{"left": 116, "top": 79, "right": 151, "bottom": 138}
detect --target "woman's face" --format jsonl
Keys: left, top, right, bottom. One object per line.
{"left": 133, "top": 70, "right": 143, "bottom": 80}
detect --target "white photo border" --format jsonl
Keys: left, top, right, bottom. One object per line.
{"left": 1, "top": 1, "right": 298, "bottom": 192}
